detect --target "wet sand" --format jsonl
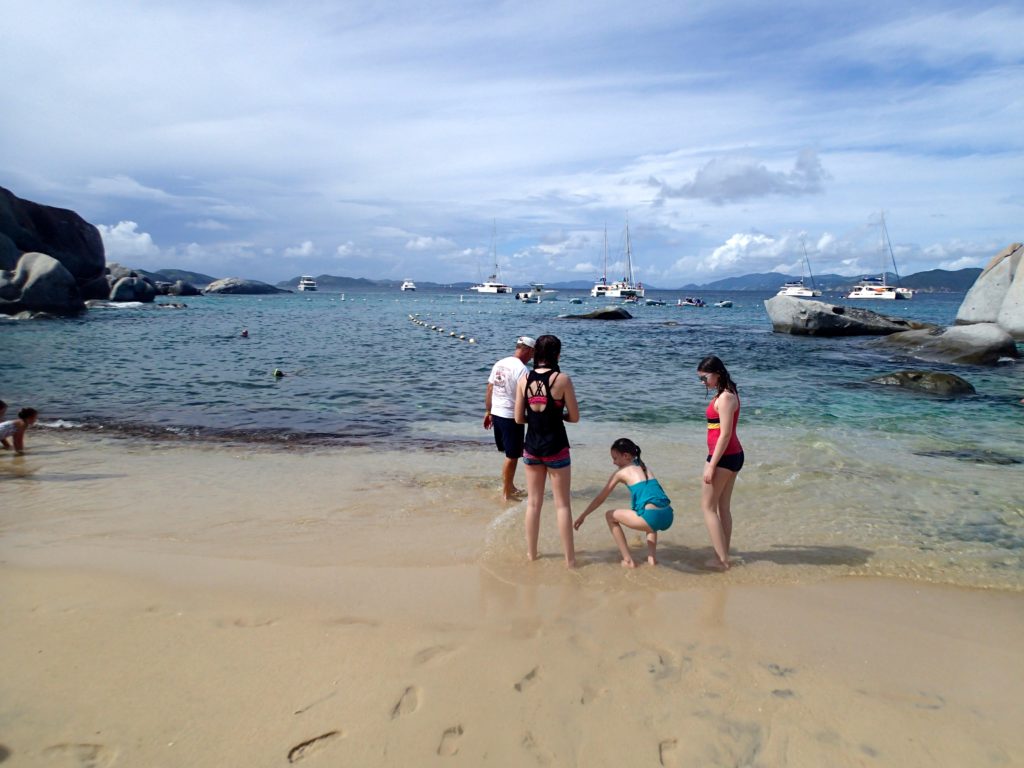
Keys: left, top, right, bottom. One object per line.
{"left": 1, "top": 432, "right": 1022, "bottom": 766}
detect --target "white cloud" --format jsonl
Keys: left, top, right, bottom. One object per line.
{"left": 405, "top": 236, "right": 455, "bottom": 251}
{"left": 96, "top": 220, "right": 161, "bottom": 261}
{"left": 1, "top": 2, "right": 1020, "bottom": 285}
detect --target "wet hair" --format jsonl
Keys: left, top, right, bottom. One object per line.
{"left": 697, "top": 355, "right": 738, "bottom": 395}
{"left": 611, "top": 437, "right": 648, "bottom": 478}
{"left": 0, "top": 400, "right": 6, "bottom": 412}
{"left": 18, "top": 407, "right": 38, "bottom": 421}
{"left": 532, "top": 334, "right": 562, "bottom": 370}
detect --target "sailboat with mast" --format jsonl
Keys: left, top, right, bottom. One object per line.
{"left": 591, "top": 220, "right": 644, "bottom": 299}
{"left": 847, "top": 213, "right": 913, "bottom": 300}
{"left": 469, "top": 222, "right": 512, "bottom": 294}
{"left": 777, "top": 240, "right": 822, "bottom": 297}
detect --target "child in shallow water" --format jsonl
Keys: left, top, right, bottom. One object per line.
{"left": 0, "top": 407, "right": 39, "bottom": 454}
{"left": 574, "top": 438, "right": 673, "bottom": 567}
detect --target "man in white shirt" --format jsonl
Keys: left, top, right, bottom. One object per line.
{"left": 483, "top": 336, "right": 535, "bottom": 500}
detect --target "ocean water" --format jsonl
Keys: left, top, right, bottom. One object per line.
{"left": 3, "top": 288, "right": 1023, "bottom": 589}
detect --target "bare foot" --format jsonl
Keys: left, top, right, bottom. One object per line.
{"left": 565, "top": 558, "right": 577, "bottom": 569}
{"left": 621, "top": 559, "right": 637, "bottom": 569}
{"left": 647, "top": 555, "right": 658, "bottom": 566}
{"left": 704, "top": 557, "right": 729, "bottom": 571}
{"left": 527, "top": 551, "right": 539, "bottom": 562}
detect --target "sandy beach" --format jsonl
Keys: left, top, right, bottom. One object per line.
{"left": 2, "top": 430, "right": 1022, "bottom": 767}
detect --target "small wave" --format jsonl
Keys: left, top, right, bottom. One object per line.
{"left": 40, "top": 419, "right": 82, "bottom": 429}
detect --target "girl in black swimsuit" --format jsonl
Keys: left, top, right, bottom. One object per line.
{"left": 514, "top": 335, "right": 580, "bottom": 568}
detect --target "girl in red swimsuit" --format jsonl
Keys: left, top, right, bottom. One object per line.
{"left": 697, "top": 355, "right": 742, "bottom": 570}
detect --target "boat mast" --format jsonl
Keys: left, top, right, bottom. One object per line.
{"left": 624, "top": 216, "right": 634, "bottom": 285}
{"left": 490, "top": 219, "right": 500, "bottom": 281}
{"left": 801, "top": 238, "right": 817, "bottom": 290}
{"left": 881, "top": 212, "right": 901, "bottom": 286}
{"left": 602, "top": 224, "right": 608, "bottom": 284}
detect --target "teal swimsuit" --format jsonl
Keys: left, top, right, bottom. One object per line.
{"left": 628, "top": 477, "right": 674, "bottom": 532}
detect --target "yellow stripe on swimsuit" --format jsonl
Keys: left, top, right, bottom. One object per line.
{"left": 706, "top": 422, "right": 721, "bottom": 429}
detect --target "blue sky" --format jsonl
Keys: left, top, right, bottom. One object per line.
{"left": 2, "top": 0, "right": 1021, "bottom": 285}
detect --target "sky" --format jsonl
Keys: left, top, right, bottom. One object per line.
{"left": 2, "top": 0, "right": 1022, "bottom": 287}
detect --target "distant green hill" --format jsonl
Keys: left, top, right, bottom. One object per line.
{"left": 898, "top": 268, "right": 982, "bottom": 292}
{"left": 154, "top": 269, "right": 219, "bottom": 286}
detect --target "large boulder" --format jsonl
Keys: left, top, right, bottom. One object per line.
{"left": 873, "top": 323, "right": 1018, "bottom": 365}
{"left": 0, "top": 252, "right": 85, "bottom": 315}
{"left": 0, "top": 186, "right": 105, "bottom": 283}
{"left": 868, "top": 370, "right": 976, "bottom": 396}
{"left": 955, "top": 243, "right": 1023, "bottom": 339}
{"left": 764, "top": 295, "right": 935, "bottom": 336}
{"left": 167, "top": 280, "right": 201, "bottom": 296}
{"left": 110, "top": 276, "right": 158, "bottom": 302}
{"left": 0, "top": 186, "right": 106, "bottom": 315}
{"left": 204, "top": 277, "right": 289, "bottom": 295}
{"left": 559, "top": 306, "right": 633, "bottom": 320}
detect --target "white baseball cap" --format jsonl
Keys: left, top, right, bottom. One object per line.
{"left": 516, "top": 336, "right": 536, "bottom": 348}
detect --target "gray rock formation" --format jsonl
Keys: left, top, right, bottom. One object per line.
{"left": 559, "top": 306, "right": 633, "bottom": 320}
{"left": 764, "top": 295, "right": 935, "bottom": 336}
{"left": 0, "top": 252, "right": 85, "bottom": 315}
{"left": 110, "top": 276, "right": 158, "bottom": 303}
{"left": 0, "top": 186, "right": 107, "bottom": 315}
{"left": 869, "top": 370, "right": 976, "bottom": 396}
{"left": 873, "top": 323, "right": 1019, "bottom": 365}
{"left": 955, "top": 243, "right": 1023, "bottom": 339}
{"left": 167, "top": 280, "right": 201, "bottom": 296}
{"left": 203, "top": 277, "right": 289, "bottom": 295}
{"left": 0, "top": 186, "right": 105, "bottom": 283}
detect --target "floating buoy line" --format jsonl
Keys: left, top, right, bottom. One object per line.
{"left": 408, "top": 313, "right": 476, "bottom": 344}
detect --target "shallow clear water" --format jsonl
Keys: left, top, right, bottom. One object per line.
{"left": 3, "top": 288, "right": 1022, "bottom": 589}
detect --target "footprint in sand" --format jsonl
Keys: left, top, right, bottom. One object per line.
{"left": 522, "top": 731, "right": 554, "bottom": 765}
{"left": 391, "top": 686, "right": 421, "bottom": 718}
{"left": 763, "top": 662, "right": 796, "bottom": 678}
{"left": 437, "top": 725, "right": 464, "bottom": 756}
{"left": 514, "top": 666, "right": 539, "bottom": 692}
{"left": 658, "top": 739, "right": 678, "bottom": 767}
{"left": 413, "top": 644, "right": 456, "bottom": 666}
{"left": 41, "top": 744, "right": 116, "bottom": 768}
{"left": 287, "top": 731, "right": 341, "bottom": 763}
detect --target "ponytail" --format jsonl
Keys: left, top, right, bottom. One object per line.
{"left": 611, "top": 437, "right": 648, "bottom": 478}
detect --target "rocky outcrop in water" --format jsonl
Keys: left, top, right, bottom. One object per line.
{"left": 955, "top": 243, "right": 1024, "bottom": 339}
{"left": 0, "top": 252, "right": 84, "bottom": 315}
{"left": 869, "top": 370, "right": 976, "bottom": 395}
{"left": 764, "top": 295, "right": 934, "bottom": 336}
{"left": 204, "top": 277, "right": 290, "bottom": 295}
{"left": 559, "top": 306, "right": 633, "bottom": 320}
{"left": 872, "top": 323, "right": 1018, "bottom": 365}
{"left": 166, "top": 280, "right": 201, "bottom": 296}
{"left": 0, "top": 186, "right": 106, "bottom": 315}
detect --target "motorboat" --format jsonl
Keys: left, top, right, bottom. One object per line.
{"left": 645, "top": 298, "right": 666, "bottom": 306}
{"left": 677, "top": 297, "right": 706, "bottom": 307}
{"left": 516, "top": 283, "right": 558, "bottom": 302}
{"left": 590, "top": 222, "right": 645, "bottom": 299}
{"left": 567, "top": 297, "right": 583, "bottom": 304}
{"left": 400, "top": 279, "right": 416, "bottom": 291}
{"left": 297, "top": 276, "right": 318, "bottom": 292}
{"left": 713, "top": 300, "right": 733, "bottom": 308}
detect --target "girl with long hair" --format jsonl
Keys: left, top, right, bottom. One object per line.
{"left": 514, "top": 334, "right": 580, "bottom": 567}
{"left": 697, "top": 355, "right": 743, "bottom": 570}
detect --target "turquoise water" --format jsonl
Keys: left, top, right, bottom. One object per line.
{"left": 2, "top": 289, "right": 1020, "bottom": 445}
{"left": 3, "top": 288, "right": 1023, "bottom": 589}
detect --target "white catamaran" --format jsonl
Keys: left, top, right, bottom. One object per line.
{"left": 847, "top": 213, "right": 913, "bottom": 300}
{"left": 470, "top": 224, "right": 512, "bottom": 294}
{"left": 777, "top": 241, "right": 822, "bottom": 297}
{"left": 591, "top": 221, "right": 645, "bottom": 299}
